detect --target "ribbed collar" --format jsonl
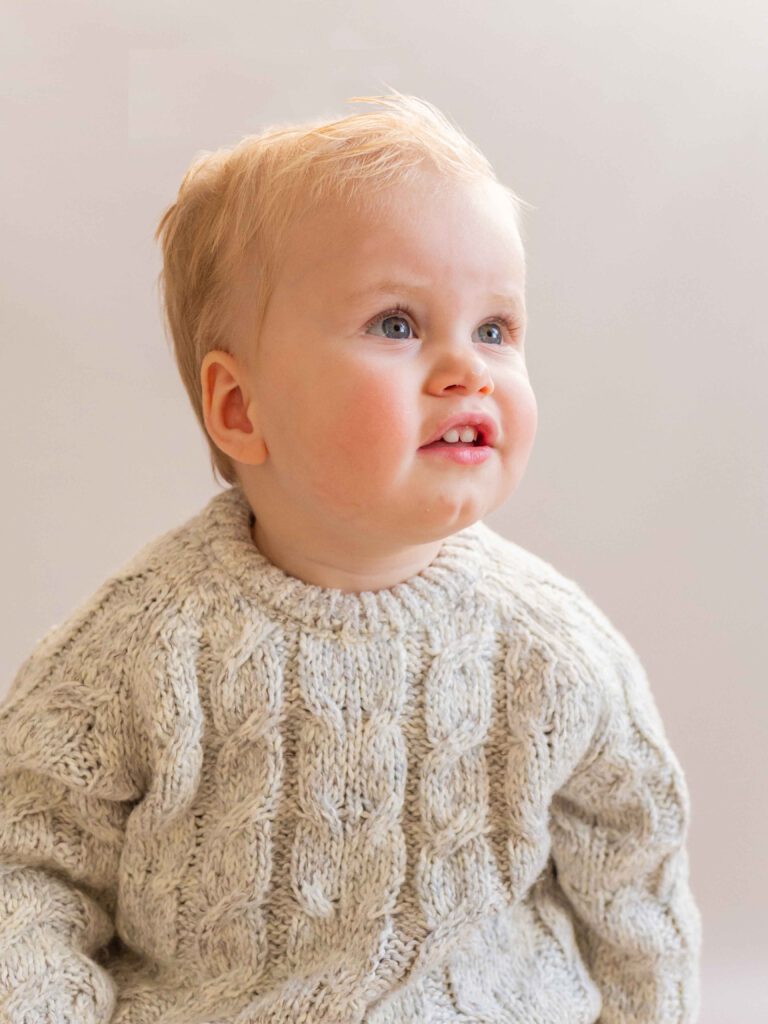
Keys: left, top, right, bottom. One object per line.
{"left": 200, "top": 485, "right": 487, "bottom": 637}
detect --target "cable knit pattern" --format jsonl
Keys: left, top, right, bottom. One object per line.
{"left": 0, "top": 485, "right": 702, "bottom": 1023}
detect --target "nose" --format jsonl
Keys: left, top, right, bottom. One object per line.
{"left": 425, "top": 343, "right": 494, "bottom": 396}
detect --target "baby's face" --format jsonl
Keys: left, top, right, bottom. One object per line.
{"left": 234, "top": 167, "right": 537, "bottom": 549}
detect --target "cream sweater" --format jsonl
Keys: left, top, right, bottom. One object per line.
{"left": 0, "top": 485, "right": 701, "bottom": 1023}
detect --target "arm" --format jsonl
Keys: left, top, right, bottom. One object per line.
{"left": 0, "top": 595, "right": 142, "bottom": 1023}
{"left": 548, "top": 630, "right": 702, "bottom": 1023}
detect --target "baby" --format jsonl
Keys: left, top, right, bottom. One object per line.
{"left": 0, "top": 92, "right": 701, "bottom": 1023}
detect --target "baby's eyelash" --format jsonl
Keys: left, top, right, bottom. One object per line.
{"left": 486, "top": 314, "right": 520, "bottom": 337}
{"left": 364, "top": 305, "right": 519, "bottom": 341}
{"left": 363, "top": 304, "right": 418, "bottom": 331}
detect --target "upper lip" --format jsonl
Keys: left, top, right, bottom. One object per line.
{"left": 420, "top": 411, "right": 499, "bottom": 448}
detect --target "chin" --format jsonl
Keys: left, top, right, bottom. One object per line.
{"left": 407, "top": 502, "right": 488, "bottom": 543}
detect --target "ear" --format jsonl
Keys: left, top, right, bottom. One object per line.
{"left": 200, "top": 350, "right": 268, "bottom": 466}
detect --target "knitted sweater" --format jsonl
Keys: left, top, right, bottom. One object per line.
{"left": 0, "top": 484, "right": 701, "bottom": 1024}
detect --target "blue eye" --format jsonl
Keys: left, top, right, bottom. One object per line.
{"left": 477, "top": 323, "right": 503, "bottom": 345}
{"left": 363, "top": 305, "right": 518, "bottom": 345}
{"left": 364, "top": 306, "right": 415, "bottom": 340}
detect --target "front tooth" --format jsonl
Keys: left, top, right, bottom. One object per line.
{"left": 441, "top": 426, "right": 478, "bottom": 443}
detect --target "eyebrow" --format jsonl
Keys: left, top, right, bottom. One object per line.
{"left": 346, "top": 280, "right": 525, "bottom": 312}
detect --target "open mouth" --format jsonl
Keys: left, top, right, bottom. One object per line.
{"left": 421, "top": 430, "right": 488, "bottom": 449}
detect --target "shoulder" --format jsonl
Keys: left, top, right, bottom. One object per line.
{"left": 473, "top": 519, "right": 646, "bottom": 699}
{"left": 6, "top": 495, "right": 213, "bottom": 700}
{"left": 473, "top": 521, "right": 670, "bottom": 775}
{"left": 474, "top": 521, "right": 615, "bottom": 630}
{"left": 0, "top": 491, "right": 237, "bottom": 792}
{"left": 0, "top": 562, "right": 157, "bottom": 796}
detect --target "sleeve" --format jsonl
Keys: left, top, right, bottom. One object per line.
{"left": 0, "top": 594, "right": 143, "bottom": 1024}
{"left": 548, "top": 626, "right": 702, "bottom": 1024}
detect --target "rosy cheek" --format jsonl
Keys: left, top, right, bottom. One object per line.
{"left": 331, "top": 374, "right": 412, "bottom": 462}
{"left": 504, "top": 380, "right": 538, "bottom": 447}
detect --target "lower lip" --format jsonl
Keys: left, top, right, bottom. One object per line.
{"left": 418, "top": 442, "right": 493, "bottom": 465}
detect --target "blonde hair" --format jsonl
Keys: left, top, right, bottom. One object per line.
{"left": 154, "top": 89, "right": 527, "bottom": 487}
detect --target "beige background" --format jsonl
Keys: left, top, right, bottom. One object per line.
{"left": 2, "top": 2, "right": 766, "bottom": 1020}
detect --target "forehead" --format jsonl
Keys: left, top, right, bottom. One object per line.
{"left": 275, "top": 172, "right": 525, "bottom": 303}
